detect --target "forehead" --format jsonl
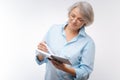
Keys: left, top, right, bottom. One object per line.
{"left": 69, "top": 7, "right": 83, "bottom": 18}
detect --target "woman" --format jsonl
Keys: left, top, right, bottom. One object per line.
{"left": 36, "top": 1, "right": 95, "bottom": 80}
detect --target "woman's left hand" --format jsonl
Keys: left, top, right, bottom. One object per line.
{"left": 50, "top": 59, "right": 67, "bottom": 71}
{"left": 50, "top": 59, "right": 76, "bottom": 76}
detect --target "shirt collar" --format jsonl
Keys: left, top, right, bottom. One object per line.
{"left": 78, "top": 26, "right": 86, "bottom": 37}
{"left": 62, "top": 22, "right": 86, "bottom": 37}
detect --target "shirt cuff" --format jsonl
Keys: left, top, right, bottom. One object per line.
{"left": 73, "top": 67, "right": 89, "bottom": 80}
{"left": 35, "top": 55, "right": 47, "bottom": 65}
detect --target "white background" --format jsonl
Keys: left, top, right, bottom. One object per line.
{"left": 0, "top": 0, "right": 120, "bottom": 80}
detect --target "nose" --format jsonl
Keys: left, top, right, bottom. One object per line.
{"left": 72, "top": 18, "right": 77, "bottom": 23}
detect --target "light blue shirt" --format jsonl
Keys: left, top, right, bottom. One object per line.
{"left": 35, "top": 22, "right": 95, "bottom": 80}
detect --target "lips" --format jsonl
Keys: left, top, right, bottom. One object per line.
{"left": 71, "top": 23, "right": 77, "bottom": 27}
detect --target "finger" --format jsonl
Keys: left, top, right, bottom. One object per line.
{"left": 37, "top": 44, "right": 44, "bottom": 50}
{"left": 38, "top": 47, "right": 48, "bottom": 52}
{"left": 38, "top": 44, "right": 47, "bottom": 50}
{"left": 37, "top": 42, "right": 48, "bottom": 51}
{"left": 51, "top": 60, "right": 61, "bottom": 66}
{"left": 38, "top": 43, "right": 45, "bottom": 48}
{"left": 40, "top": 41, "right": 46, "bottom": 46}
{"left": 38, "top": 42, "right": 46, "bottom": 48}
{"left": 51, "top": 61, "right": 59, "bottom": 68}
{"left": 47, "top": 57, "right": 52, "bottom": 60}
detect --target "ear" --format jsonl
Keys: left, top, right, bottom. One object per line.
{"left": 83, "top": 20, "right": 87, "bottom": 26}
{"left": 82, "top": 23, "right": 86, "bottom": 27}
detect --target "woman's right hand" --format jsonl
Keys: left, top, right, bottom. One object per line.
{"left": 37, "top": 41, "right": 48, "bottom": 61}
{"left": 37, "top": 41, "right": 48, "bottom": 53}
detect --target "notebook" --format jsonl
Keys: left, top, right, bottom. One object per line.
{"left": 36, "top": 44, "right": 71, "bottom": 65}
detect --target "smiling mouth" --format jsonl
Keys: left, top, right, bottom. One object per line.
{"left": 71, "top": 23, "right": 77, "bottom": 27}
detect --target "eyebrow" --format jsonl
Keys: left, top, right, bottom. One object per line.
{"left": 70, "top": 13, "right": 83, "bottom": 19}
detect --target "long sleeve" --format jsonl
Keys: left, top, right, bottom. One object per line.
{"left": 35, "top": 50, "right": 48, "bottom": 65}
{"left": 34, "top": 23, "right": 96, "bottom": 80}
{"left": 73, "top": 41, "right": 95, "bottom": 80}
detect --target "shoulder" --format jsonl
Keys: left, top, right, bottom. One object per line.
{"left": 85, "top": 34, "right": 95, "bottom": 47}
{"left": 47, "top": 24, "right": 60, "bottom": 31}
{"left": 50, "top": 23, "right": 65, "bottom": 29}
{"left": 48, "top": 23, "right": 66, "bottom": 32}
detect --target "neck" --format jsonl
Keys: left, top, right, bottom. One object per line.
{"left": 65, "top": 25, "right": 79, "bottom": 35}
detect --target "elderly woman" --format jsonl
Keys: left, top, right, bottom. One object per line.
{"left": 36, "top": 1, "right": 95, "bottom": 80}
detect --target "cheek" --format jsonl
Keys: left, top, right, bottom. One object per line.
{"left": 68, "top": 18, "right": 72, "bottom": 22}
{"left": 76, "top": 23, "right": 84, "bottom": 29}
{"left": 78, "top": 23, "right": 83, "bottom": 26}
{"left": 67, "top": 19, "right": 72, "bottom": 25}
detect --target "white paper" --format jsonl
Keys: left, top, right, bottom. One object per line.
{"left": 36, "top": 48, "right": 51, "bottom": 57}
{"left": 36, "top": 44, "right": 71, "bottom": 65}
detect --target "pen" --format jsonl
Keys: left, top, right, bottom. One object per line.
{"left": 43, "top": 43, "right": 54, "bottom": 55}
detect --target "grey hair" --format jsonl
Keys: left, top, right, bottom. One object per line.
{"left": 68, "top": 1, "right": 94, "bottom": 26}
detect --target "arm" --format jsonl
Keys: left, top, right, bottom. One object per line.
{"left": 51, "top": 60, "right": 76, "bottom": 76}
{"left": 73, "top": 41, "right": 95, "bottom": 80}
{"left": 51, "top": 41, "right": 95, "bottom": 80}
{"left": 37, "top": 54, "right": 44, "bottom": 61}
{"left": 35, "top": 42, "right": 48, "bottom": 65}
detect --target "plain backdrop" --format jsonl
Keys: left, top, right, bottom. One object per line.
{"left": 0, "top": 0, "right": 120, "bottom": 80}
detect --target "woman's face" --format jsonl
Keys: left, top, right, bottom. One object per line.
{"left": 68, "top": 7, "right": 85, "bottom": 31}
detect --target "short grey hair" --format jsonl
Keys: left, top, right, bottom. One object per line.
{"left": 68, "top": 1, "right": 94, "bottom": 26}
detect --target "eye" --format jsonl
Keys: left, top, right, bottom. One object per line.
{"left": 79, "top": 19, "right": 84, "bottom": 22}
{"left": 78, "top": 18, "right": 84, "bottom": 22}
{"left": 70, "top": 14, "right": 75, "bottom": 18}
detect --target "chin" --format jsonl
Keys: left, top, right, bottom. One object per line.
{"left": 71, "top": 24, "right": 78, "bottom": 28}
